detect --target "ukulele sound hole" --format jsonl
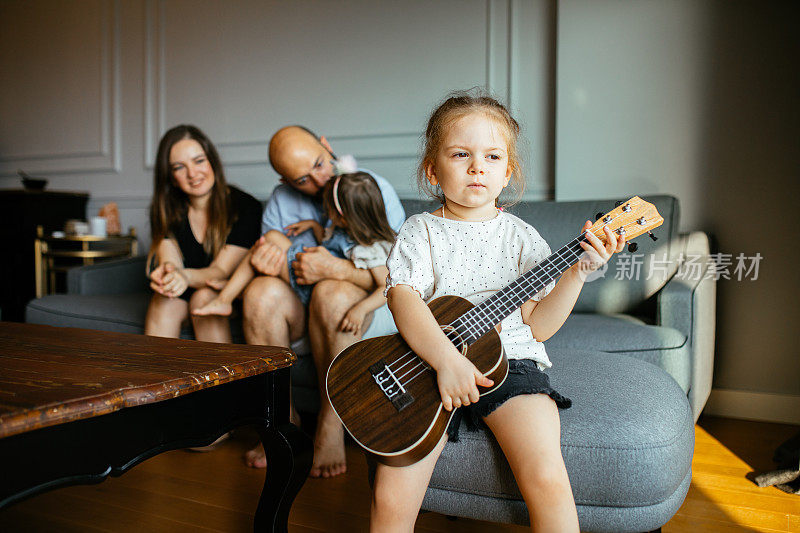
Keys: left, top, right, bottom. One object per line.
{"left": 369, "top": 359, "right": 415, "bottom": 412}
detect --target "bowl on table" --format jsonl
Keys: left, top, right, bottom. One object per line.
{"left": 19, "top": 173, "right": 48, "bottom": 191}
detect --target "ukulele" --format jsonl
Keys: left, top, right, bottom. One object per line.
{"left": 326, "top": 196, "right": 663, "bottom": 466}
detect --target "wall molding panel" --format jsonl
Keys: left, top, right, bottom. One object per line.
{"left": 3, "top": 0, "right": 552, "bottom": 246}
{"left": 141, "top": 0, "right": 524, "bottom": 181}
{"left": 0, "top": 0, "right": 121, "bottom": 176}
{"left": 486, "top": 0, "right": 512, "bottom": 105}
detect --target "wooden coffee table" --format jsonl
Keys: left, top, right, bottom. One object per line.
{"left": 0, "top": 322, "right": 312, "bottom": 532}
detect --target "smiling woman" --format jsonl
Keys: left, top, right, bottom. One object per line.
{"left": 145, "top": 125, "right": 263, "bottom": 343}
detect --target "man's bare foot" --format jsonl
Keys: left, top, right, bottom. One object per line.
{"left": 243, "top": 406, "right": 302, "bottom": 469}
{"left": 309, "top": 409, "right": 347, "bottom": 478}
{"left": 192, "top": 297, "right": 233, "bottom": 317}
{"left": 244, "top": 444, "right": 267, "bottom": 468}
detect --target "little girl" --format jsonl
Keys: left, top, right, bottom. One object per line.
{"left": 374, "top": 91, "right": 625, "bottom": 532}
{"left": 194, "top": 171, "right": 395, "bottom": 336}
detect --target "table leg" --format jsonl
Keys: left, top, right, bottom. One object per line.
{"left": 253, "top": 422, "right": 313, "bottom": 533}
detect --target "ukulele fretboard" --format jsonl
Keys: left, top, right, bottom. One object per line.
{"left": 451, "top": 235, "right": 587, "bottom": 345}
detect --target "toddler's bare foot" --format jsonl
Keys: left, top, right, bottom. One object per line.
{"left": 309, "top": 408, "right": 347, "bottom": 478}
{"left": 192, "top": 298, "right": 233, "bottom": 317}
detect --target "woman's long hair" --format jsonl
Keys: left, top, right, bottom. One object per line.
{"left": 323, "top": 172, "right": 396, "bottom": 246}
{"left": 149, "top": 124, "right": 233, "bottom": 260}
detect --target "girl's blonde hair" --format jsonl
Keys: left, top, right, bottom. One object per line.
{"left": 418, "top": 88, "right": 524, "bottom": 206}
{"left": 322, "top": 172, "right": 396, "bottom": 246}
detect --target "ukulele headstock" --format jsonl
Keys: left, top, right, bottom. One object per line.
{"left": 589, "top": 196, "right": 664, "bottom": 243}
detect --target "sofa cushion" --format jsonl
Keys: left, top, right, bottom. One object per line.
{"left": 26, "top": 293, "right": 215, "bottom": 340}
{"left": 26, "top": 293, "right": 152, "bottom": 334}
{"left": 423, "top": 350, "right": 693, "bottom": 528}
{"left": 545, "top": 313, "right": 691, "bottom": 391}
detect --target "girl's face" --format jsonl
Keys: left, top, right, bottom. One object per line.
{"left": 169, "top": 139, "right": 216, "bottom": 200}
{"left": 426, "top": 112, "right": 511, "bottom": 220}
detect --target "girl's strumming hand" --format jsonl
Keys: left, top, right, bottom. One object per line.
{"left": 436, "top": 351, "right": 494, "bottom": 412}
{"left": 574, "top": 220, "right": 626, "bottom": 281}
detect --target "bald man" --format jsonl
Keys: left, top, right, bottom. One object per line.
{"left": 243, "top": 126, "right": 405, "bottom": 477}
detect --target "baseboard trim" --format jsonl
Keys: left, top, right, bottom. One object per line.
{"left": 704, "top": 388, "right": 800, "bottom": 425}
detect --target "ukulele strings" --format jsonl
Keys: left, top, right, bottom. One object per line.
{"left": 390, "top": 215, "right": 642, "bottom": 387}
{"left": 386, "top": 215, "right": 645, "bottom": 389}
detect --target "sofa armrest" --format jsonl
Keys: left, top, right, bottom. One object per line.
{"left": 66, "top": 256, "right": 150, "bottom": 295}
{"left": 656, "top": 231, "right": 716, "bottom": 422}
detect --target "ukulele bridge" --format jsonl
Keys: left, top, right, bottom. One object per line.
{"left": 369, "top": 360, "right": 414, "bottom": 411}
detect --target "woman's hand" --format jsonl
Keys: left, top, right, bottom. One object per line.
{"left": 149, "top": 262, "right": 188, "bottom": 298}
{"left": 149, "top": 261, "right": 167, "bottom": 292}
{"left": 284, "top": 219, "right": 324, "bottom": 243}
{"left": 150, "top": 261, "right": 187, "bottom": 297}
{"left": 573, "top": 220, "right": 626, "bottom": 281}
{"left": 435, "top": 351, "right": 494, "bottom": 412}
{"left": 339, "top": 304, "right": 367, "bottom": 335}
{"left": 161, "top": 262, "right": 189, "bottom": 297}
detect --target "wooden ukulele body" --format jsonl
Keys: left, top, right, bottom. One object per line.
{"left": 326, "top": 295, "right": 508, "bottom": 466}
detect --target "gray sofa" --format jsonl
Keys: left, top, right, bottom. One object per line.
{"left": 26, "top": 195, "right": 714, "bottom": 532}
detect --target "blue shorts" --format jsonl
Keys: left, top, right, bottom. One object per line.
{"left": 446, "top": 358, "right": 571, "bottom": 442}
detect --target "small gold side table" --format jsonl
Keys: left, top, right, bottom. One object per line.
{"left": 34, "top": 226, "right": 138, "bottom": 298}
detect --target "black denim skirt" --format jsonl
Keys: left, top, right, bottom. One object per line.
{"left": 446, "top": 358, "right": 571, "bottom": 442}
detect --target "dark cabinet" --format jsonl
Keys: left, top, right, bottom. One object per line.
{"left": 0, "top": 189, "right": 88, "bottom": 321}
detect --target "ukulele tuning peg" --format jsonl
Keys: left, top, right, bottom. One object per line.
{"left": 648, "top": 231, "right": 658, "bottom": 242}
{"left": 615, "top": 200, "right": 624, "bottom": 207}
{"left": 627, "top": 242, "right": 639, "bottom": 253}
{"left": 595, "top": 212, "right": 605, "bottom": 221}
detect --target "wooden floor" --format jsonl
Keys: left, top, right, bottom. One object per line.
{"left": 2, "top": 416, "right": 799, "bottom": 532}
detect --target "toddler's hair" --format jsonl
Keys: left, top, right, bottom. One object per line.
{"left": 418, "top": 88, "right": 524, "bottom": 205}
{"left": 323, "top": 172, "right": 396, "bottom": 246}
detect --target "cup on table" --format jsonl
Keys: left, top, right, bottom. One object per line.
{"left": 65, "top": 219, "right": 89, "bottom": 236}
{"left": 89, "top": 216, "right": 107, "bottom": 237}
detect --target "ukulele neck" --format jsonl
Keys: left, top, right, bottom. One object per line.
{"left": 451, "top": 235, "right": 587, "bottom": 344}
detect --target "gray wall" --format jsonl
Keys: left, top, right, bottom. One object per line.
{"left": 1, "top": 0, "right": 797, "bottom": 419}
{"left": 557, "top": 0, "right": 800, "bottom": 418}
{"left": 0, "top": 0, "right": 554, "bottom": 252}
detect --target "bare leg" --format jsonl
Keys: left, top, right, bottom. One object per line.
{"left": 193, "top": 251, "right": 257, "bottom": 318}
{"left": 261, "top": 230, "right": 293, "bottom": 284}
{"left": 242, "top": 275, "right": 306, "bottom": 468}
{"left": 242, "top": 276, "right": 306, "bottom": 346}
{"left": 189, "top": 287, "right": 232, "bottom": 343}
{"left": 144, "top": 293, "right": 189, "bottom": 338}
{"left": 307, "top": 279, "right": 375, "bottom": 478}
{"left": 194, "top": 230, "right": 292, "bottom": 318}
{"left": 371, "top": 434, "right": 447, "bottom": 532}
{"left": 483, "top": 394, "right": 579, "bottom": 532}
